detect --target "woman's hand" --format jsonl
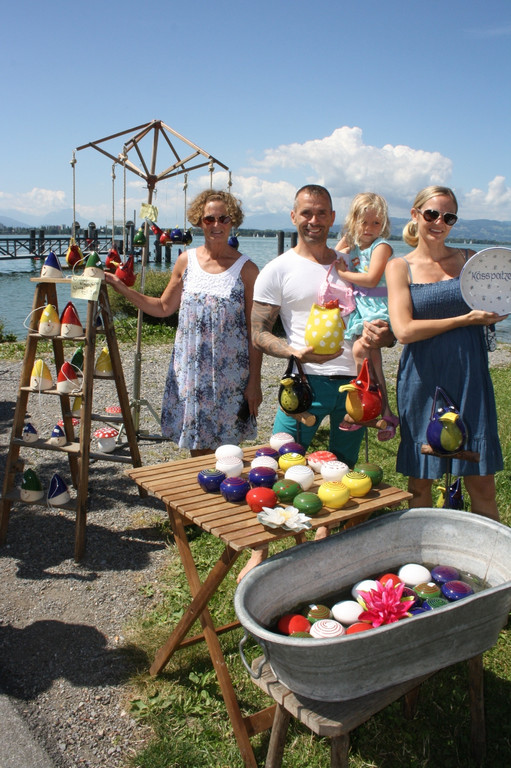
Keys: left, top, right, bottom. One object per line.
{"left": 465, "top": 309, "right": 508, "bottom": 326}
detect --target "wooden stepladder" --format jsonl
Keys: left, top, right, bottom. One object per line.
{"left": 0, "top": 277, "right": 144, "bottom": 560}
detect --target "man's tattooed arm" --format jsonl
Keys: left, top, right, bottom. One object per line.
{"left": 251, "top": 301, "right": 292, "bottom": 358}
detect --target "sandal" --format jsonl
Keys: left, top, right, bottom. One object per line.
{"left": 377, "top": 415, "right": 399, "bottom": 442}
{"left": 339, "top": 420, "right": 363, "bottom": 432}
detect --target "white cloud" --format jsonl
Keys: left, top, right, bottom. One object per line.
{"left": 462, "top": 177, "right": 511, "bottom": 220}
{"left": 0, "top": 187, "right": 67, "bottom": 215}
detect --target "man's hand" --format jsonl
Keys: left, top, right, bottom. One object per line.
{"left": 291, "top": 346, "right": 345, "bottom": 364}
{"left": 360, "top": 319, "right": 395, "bottom": 349}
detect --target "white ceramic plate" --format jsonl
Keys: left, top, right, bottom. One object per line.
{"left": 460, "top": 247, "right": 511, "bottom": 315}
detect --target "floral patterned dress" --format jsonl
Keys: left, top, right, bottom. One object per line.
{"left": 161, "top": 249, "right": 256, "bottom": 449}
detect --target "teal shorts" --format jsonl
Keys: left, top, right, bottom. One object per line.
{"left": 273, "top": 374, "right": 365, "bottom": 467}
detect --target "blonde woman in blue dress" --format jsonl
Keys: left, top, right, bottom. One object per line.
{"left": 334, "top": 192, "right": 398, "bottom": 440}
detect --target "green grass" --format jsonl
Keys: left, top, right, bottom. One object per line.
{"left": 119, "top": 361, "right": 511, "bottom": 768}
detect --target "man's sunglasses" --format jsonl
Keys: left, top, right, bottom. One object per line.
{"left": 202, "top": 215, "right": 231, "bottom": 225}
{"left": 417, "top": 209, "right": 458, "bottom": 226}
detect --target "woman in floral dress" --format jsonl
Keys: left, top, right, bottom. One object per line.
{"left": 106, "top": 190, "right": 262, "bottom": 455}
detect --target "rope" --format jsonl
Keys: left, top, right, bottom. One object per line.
{"left": 183, "top": 173, "right": 188, "bottom": 229}
{"left": 121, "top": 146, "right": 127, "bottom": 255}
{"left": 111, "top": 163, "right": 116, "bottom": 246}
{"left": 70, "top": 151, "right": 77, "bottom": 240}
{"left": 209, "top": 158, "right": 214, "bottom": 189}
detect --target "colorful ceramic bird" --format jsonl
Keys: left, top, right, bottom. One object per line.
{"left": 133, "top": 226, "right": 146, "bottom": 246}
{"left": 278, "top": 358, "right": 313, "bottom": 414}
{"left": 105, "top": 246, "right": 121, "bottom": 273}
{"left": 115, "top": 254, "right": 136, "bottom": 286}
{"left": 339, "top": 358, "right": 382, "bottom": 423}
{"left": 65, "top": 238, "right": 84, "bottom": 268}
{"left": 426, "top": 387, "right": 467, "bottom": 455}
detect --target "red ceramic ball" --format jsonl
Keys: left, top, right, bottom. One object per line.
{"left": 277, "top": 614, "right": 312, "bottom": 635}
{"left": 346, "top": 622, "right": 372, "bottom": 634}
{"left": 379, "top": 573, "right": 402, "bottom": 588}
{"left": 246, "top": 487, "right": 278, "bottom": 513}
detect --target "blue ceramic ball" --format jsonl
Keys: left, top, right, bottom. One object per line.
{"left": 278, "top": 441, "right": 306, "bottom": 456}
{"left": 220, "top": 476, "right": 250, "bottom": 503}
{"left": 254, "top": 446, "right": 280, "bottom": 461}
{"left": 248, "top": 466, "right": 278, "bottom": 488}
{"left": 431, "top": 565, "right": 460, "bottom": 585}
{"left": 441, "top": 580, "right": 474, "bottom": 601}
{"left": 197, "top": 468, "right": 226, "bottom": 493}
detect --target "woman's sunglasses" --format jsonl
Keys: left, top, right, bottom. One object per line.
{"left": 417, "top": 209, "right": 458, "bottom": 226}
{"left": 202, "top": 215, "right": 231, "bottom": 225}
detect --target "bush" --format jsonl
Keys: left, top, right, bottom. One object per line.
{"left": 0, "top": 320, "right": 16, "bottom": 343}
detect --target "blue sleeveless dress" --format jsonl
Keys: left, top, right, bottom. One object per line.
{"left": 396, "top": 274, "right": 502, "bottom": 479}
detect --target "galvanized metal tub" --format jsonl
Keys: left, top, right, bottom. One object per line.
{"left": 234, "top": 508, "right": 511, "bottom": 701}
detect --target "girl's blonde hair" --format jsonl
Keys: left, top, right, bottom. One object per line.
{"left": 402, "top": 186, "right": 458, "bottom": 247}
{"left": 342, "top": 192, "right": 391, "bottom": 249}
{"left": 187, "top": 189, "right": 244, "bottom": 229}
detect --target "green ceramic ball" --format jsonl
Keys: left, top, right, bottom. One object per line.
{"left": 354, "top": 462, "right": 383, "bottom": 488}
{"left": 272, "top": 478, "right": 302, "bottom": 504}
{"left": 292, "top": 491, "right": 323, "bottom": 516}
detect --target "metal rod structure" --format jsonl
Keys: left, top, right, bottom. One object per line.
{"left": 76, "top": 120, "right": 229, "bottom": 438}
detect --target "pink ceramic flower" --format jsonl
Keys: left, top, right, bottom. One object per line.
{"left": 357, "top": 578, "right": 414, "bottom": 627}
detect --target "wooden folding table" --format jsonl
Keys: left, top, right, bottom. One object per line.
{"left": 127, "top": 447, "right": 412, "bottom": 768}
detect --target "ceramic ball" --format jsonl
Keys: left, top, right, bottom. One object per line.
{"left": 346, "top": 622, "right": 372, "bottom": 634}
{"left": 216, "top": 455, "right": 244, "bottom": 477}
{"left": 307, "top": 450, "right": 337, "bottom": 472}
{"left": 277, "top": 614, "right": 311, "bottom": 635}
{"left": 379, "top": 573, "right": 402, "bottom": 588}
{"left": 250, "top": 455, "right": 279, "bottom": 471}
{"left": 342, "top": 470, "right": 372, "bottom": 497}
{"left": 269, "top": 432, "right": 295, "bottom": 451}
{"left": 197, "top": 468, "right": 226, "bottom": 493}
{"left": 292, "top": 491, "right": 323, "bottom": 516}
{"left": 278, "top": 452, "right": 307, "bottom": 471}
{"left": 317, "top": 481, "right": 350, "bottom": 509}
{"left": 219, "top": 476, "right": 250, "bottom": 503}
{"left": 351, "top": 579, "right": 378, "bottom": 600}
{"left": 278, "top": 441, "right": 306, "bottom": 456}
{"left": 431, "top": 565, "right": 460, "bottom": 585}
{"left": 246, "top": 487, "right": 278, "bottom": 513}
{"left": 414, "top": 582, "right": 441, "bottom": 600}
{"left": 254, "top": 446, "right": 280, "bottom": 461}
{"left": 354, "top": 462, "right": 384, "bottom": 487}
{"left": 272, "top": 479, "right": 302, "bottom": 504}
{"left": 320, "top": 460, "right": 349, "bottom": 482}
{"left": 441, "top": 580, "right": 474, "bottom": 601}
{"left": 309, "top": 619, "right": 345, "bottom": 638}
{"left": 215, "top": 444, "right": 243, "bottom": 460}
{"left": 248, "top": 466, "right": 278, "bottom": 487}
{"left": 284, "top": 464, "right": 315, "bottom": 490}
{"left": 331, "top": 600, "right": 363, "bottom": 625}
{"left": 398, "top": 563, "right": 432, "bottom": 587}
{"left": 305, "top": 604, "right": 332, "bottom": 623}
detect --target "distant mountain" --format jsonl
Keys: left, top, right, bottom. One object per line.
{"left": 0, "top": 208, "right": 82, "bottom": 228}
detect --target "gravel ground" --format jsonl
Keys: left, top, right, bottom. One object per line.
{"left": 0, "top": 341, "right": 510, "bottom": 767}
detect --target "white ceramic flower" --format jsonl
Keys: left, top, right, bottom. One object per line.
{"left": 257, "top": 505, "right": 312, "bottom": 532}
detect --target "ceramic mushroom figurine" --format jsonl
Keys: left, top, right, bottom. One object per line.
{"left": 94, "top": 426, "right": 119, "bottom": 453}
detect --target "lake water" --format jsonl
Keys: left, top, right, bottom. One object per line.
{"left": 1, "top": 234, "right": 510, "bottom": 343}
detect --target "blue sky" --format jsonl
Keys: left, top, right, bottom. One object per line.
{"left": 1, "top": 0, "right": 510, "bottom": 228}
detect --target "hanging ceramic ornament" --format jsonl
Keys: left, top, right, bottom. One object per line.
{"left": 38, "top": 304, "right": 60, "bottom": 336}
{"left": 20, "top": 469, "right": 45, "bottom": 502}
{"left": 133, "top": 226, "right": 146, "bottom": 246}
{"left": 83, "top": 251, "right": 105, "bottom": 279}
{"left": 56, "top": 361, "right": 80, "bottom": 394}
{"left": 160, "top": 230, "right": 171, "bottom": 245}
{"left": 49, "top": 423, "right": 67, "bottom": 446}
{"left": 426, "top": 387, "right": 467, "bottom": 455}
{"left": 115, "top": 254, "right": 136, "bottom": 286}
{"left": 22, "top": 422, "right": 39, "bottom": 443}
{"left": 95, "top": 347, "right": 112, "bottom": 377}
{"left": 70, "top": 344, "right": 84, "bottom": 372}
{"left": 65, "top": 238, "right": 84, "bottom": 268}
{"left": 71, "top": 396, "right": 82, "bottom": 418}
{"left": 40, "top": 251, "right": 64, "bottom": 278}
{"left": 105, "top": 246, "right": 121, "bottom": 273}
{"left": 47, "top": 473, "right": 70, "bottom": 506}
{"left": 30, "top": 359, "right": 53, "bottom": 391}
{"left": 339, "top": 358, "right": 382, "bottom": 423}
{"left": 60, "top": 302, "right": 83, "bottom": 338}
{"left": 278, "top": 357, "right": 313, "bottom": 415}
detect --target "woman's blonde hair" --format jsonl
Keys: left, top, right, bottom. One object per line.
{"left": 402, "top": 186, "right": 458, "bottom": 247}
{"left": 187, "top": 189, "right": 244, "bottom": 229}
{"left": 341, "top": 192, "right": 390, "bottom": 248}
